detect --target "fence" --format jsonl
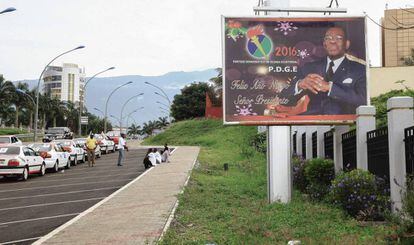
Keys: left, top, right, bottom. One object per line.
{"left": 324, "top": 130, "right": 334, "bottom": 159}
{"left": 312, "top": 131, "right": 317, "bottom": 158}
{"left": 293, "top": 132, "right": 297, "bottom": 155}
{"left": 405, "top": 126, "right": 414, "bottom": 175}
{"left": 367, "top": 127, "right": 390, "bottom": 182}
{"left": 342, "top": 129, "right": 357, "bottom": 171}
{"left": 301, "top": 132, "right": 306, "bottom": 158}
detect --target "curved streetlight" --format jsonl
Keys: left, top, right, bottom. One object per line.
{"left": 34, "top": 45, "right": 85, "bottom": 142}
{"left": 154, "top": 91, "right": 170, "bottom": 104}
{"left": 159, "top": 107, "right": 170, "bottom": 113}
{"left": 126, "top": 106, "right": 144, "bottom": 128}
{"left": 120, "top": 93, "right": 144, "bottom": 133}
{"left": 110, "top": 114, "right": 121, "bottom": 126}
{"left": 16, "top": 89, "right": 35, "bottom": 106}
{"left": 94, "top": 108, "right": 104, "bottom": 117}
{"left": 156, "top": 101, "right": 169, "bottom": 109}
{"left": 0, "top": 7, "right": 16, "bottom": 15}
{"left": 103, "top": 81, "right": 133, "bottom": 133}
{"left": 79, "top": 66, "right": 115, "bottom": 136}
{"left": 144, "top": 81, "right": 171, "bottom": 105}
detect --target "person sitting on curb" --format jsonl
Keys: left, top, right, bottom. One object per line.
{"left": 154, "top": 148, "right": 162, "bottom": 164}
{"left": 147, "top": 148, "right": 157, "bottom": 166}
{"left": 161, "top": 143, "right": 170, "bottom": 163}
{"left": 143, "top": 148, "right": 153, "bottom": 169}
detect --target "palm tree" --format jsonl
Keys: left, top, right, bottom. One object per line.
{"left": 128, "top": 123, "right": 141, "bottom": 136}
{"left": 142, "top": 121, "right": 157, "bottom": 136}
{"left": 11, "top": 82, "right": 29, "bottom": 128}
{"left": 0, "top": 75, "right": 15, "bottom": 125}
{"left": 157, "top": 117, "right": 169, "bottom": 128}
{"left": 209, "top": 68, "right": 223, "bottom": 105}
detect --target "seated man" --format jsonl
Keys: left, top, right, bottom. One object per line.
{"left": 275, "top": 25, "right": 366, "bottom": 116}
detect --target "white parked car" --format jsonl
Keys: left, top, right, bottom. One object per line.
{"left": 28, "top": 143, "right": 71, "bottom": 171}
{"left": 95, "top": 134, "right": 115, "bottom": 154}
{"left": 0, "top": 135, "right": 22, "bottom": 145}
{"left": 0, "top": 145, "right": 46, "bottom": 181}
{"left": 52, "top": 139, "right": 85, "bottom": 166}
{"left": 73, "top": 138, "right": 102, "bottom": 158}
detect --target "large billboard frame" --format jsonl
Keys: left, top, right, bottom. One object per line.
{"left": 222, "top": 16, "right": 369, "bottom": 126}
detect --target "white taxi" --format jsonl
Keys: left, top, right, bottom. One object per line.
{"left": 0, "top": 145, "right": 46, "bottom": 181}
{"left": 28, "top": 143, "right": 71, "bottom": 171}
{"left": 95, "top": 134, "right": 115, "bottom": 154}
{"left": 0, "top": 135, "right": 22, "bottom": 145}
{"left": 52, "top": 139, "right": 85, "bottom": 166}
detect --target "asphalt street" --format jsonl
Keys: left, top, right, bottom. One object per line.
{"left": 0, "top": 148, "right": 147, "bottom": 245}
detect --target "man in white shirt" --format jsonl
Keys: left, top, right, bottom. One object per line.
{"left": 117, "top": 133, "right": 128, "bottom": 166}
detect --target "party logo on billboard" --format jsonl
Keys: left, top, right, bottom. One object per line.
{"left": 246, "top": 25, "right": 272, "bottom": 59}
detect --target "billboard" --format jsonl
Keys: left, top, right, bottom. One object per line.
{"left": 222, "top": 17, "right": 368, "bottom": 125}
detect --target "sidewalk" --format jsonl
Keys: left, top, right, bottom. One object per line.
{"left": 34, "top": 146, "right": 200, "bottom": 245}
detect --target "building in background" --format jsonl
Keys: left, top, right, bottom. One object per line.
{"left": 43, "top": 63, "right": 85, "bottom": 106}
{"left": 382, "top": 7, "right": 414, "bottom": 67}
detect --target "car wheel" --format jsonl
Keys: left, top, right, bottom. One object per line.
{"left": 73, "top": 156, "right": 78, "bottom": 166}
{"left": 21, "top": 167, "right": 29, "bottom": 181}
{"left": 54, "top": 161, "right": 59, "bottom": 172}
{"left": 65, "top": 159, "right": 71, "bottom": 169}
{"left": 39, "top": 163, "right": 46, "bottom": 176}
{"left": 82, "top": 154, "right": 86, "bottom": 163}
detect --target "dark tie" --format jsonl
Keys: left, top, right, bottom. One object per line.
{"left": 325, "top": 61, "right": 335, "bottom": 82}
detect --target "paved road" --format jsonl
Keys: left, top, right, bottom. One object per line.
{"left": 0, "top": 149, "right": 147, "bottom": 245}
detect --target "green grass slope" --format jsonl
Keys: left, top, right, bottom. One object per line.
{"left": 143, "top": 119, "right": 395, "bottom": 244}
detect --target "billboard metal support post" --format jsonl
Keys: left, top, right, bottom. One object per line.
{"left": 265, "top": 0, "right": 292, "bottom": 204}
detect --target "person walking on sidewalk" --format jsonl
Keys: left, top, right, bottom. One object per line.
{"left": 86, "top": 134, "right": 97, "bottom": 167}
{"left": 117, "top": 133, "right": 128, "bottom": 166}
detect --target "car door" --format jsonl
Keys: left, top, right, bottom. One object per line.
{"left": 22, "top": 147, "right": 32, "bottom": 169}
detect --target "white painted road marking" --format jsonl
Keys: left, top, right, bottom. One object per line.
{"left": 0, "top": 186, "right": 122, "bottom": 201}
{"left": 0, "top": 197, "right": 105, "bottom": 212}
{"left": 0, "top": 213, "right": 79, "bottom": 227}
{"left": 0, "top": 236, "right": 42, "bottom": 245}
{"left": 0, "top": 178, "right": 134, "bottom": 193}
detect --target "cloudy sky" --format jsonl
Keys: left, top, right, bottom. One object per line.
{"left": 0, "top": 0, "right": 411, "bottom": 81}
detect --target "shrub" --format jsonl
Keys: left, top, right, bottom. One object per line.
{"left": 329, "top": 169, "right": 390, "bottom": 221}
{"left": 401, "top": 175, "right": 414, "bottom": 232}
{"left": 292, "top": 157, "right": 308, "bottom": 192}
{"left": 249, "top": 132, "right": 266, "bottom": 154}
{"left": 304, "top": 158, "right": 335, "bottom": 201}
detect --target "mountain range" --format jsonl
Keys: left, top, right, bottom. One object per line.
{"left": 15, "top": 68, "right": 218, "bottom": 126}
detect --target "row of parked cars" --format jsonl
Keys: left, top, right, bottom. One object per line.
{"left": 0, "top": 133, "right": 119, "bottom": 181}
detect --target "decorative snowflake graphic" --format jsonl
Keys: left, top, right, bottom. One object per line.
{"left": 234, "top": 104, "right": 257, "bottom": 116}
{"left": 297, "top": 49, "right": 310, "bottom": 59}
{"left": 274, "top": 21, "right": 298, "bottom": 35}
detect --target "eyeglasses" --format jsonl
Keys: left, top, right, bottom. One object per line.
{"left": 324, "top": 35, "right": 344, "bottom": 42}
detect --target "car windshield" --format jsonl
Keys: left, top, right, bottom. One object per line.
{"left": 55, "top": 141, "right": 71, "bottom": 146}
{"left": 0, "top": 146, "right": 20, "bottom": 155}
{"left": 0, "top": 137, "right": 10, "bottom": 143}
{"left": 30, "top": 144, "right": 52, "bottom": 152}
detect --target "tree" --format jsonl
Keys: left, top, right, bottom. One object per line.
{"left": 128, "top": 123, "right": 141, "bottom": 136}
{"left": 401, "top": 48, "right": 414, "bottom": 66}
{"left": 209, "top": 68, "right": 223, "bottom": 105}
{"left": 170, "top": 82, "right": 214, "bottom": 121}
{"left": 156, "top": 117, "right": 169, "bottom": 128}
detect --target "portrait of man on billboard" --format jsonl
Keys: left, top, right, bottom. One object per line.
{"left": 269, "top": 25, "right": 367, "bottom": 116}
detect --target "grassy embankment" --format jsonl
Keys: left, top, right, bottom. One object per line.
{"left": 143, "top": 119, "right": 395, "bottom": 244}
{"left": 0, "top": 128, "right": 27, "bottom": 135}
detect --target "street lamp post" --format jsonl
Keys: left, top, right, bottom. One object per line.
{"left": 0, "top": 7, "right": 16, "bottom": 14}
{"left": 34, "top": 45, "right": 85, "bottom": 142}
{"left": 79, "top": 67, "right": 115, "bottom": 136}
{"left": 94, "top": 108, "right": 104, "bottom": 117}
{"left": 110, "top": 115, "right": 122, "bottom": 126}
{"left": 125, "top": 107, "right": 144, "bottom": 129}
{"left": 156, "top": 101, "right": 169, "bottom": 108}
{"left": 120, "top": 93, "right": 144, "bottom": 133}
{"left": 103, "top": 81, "right": 133, "bottom": 133}
{"left": 145, "top": 81, "right": 172, "bottom": 122}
